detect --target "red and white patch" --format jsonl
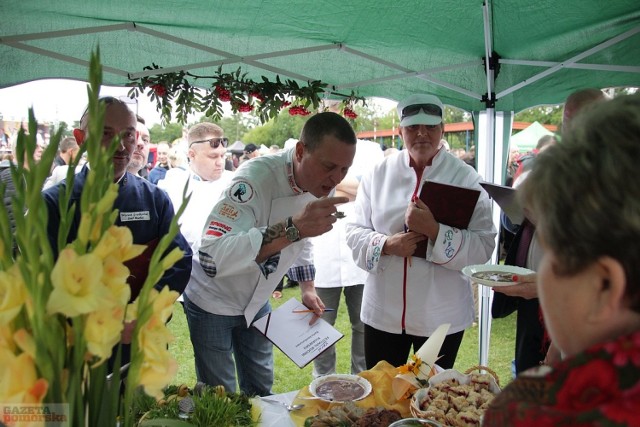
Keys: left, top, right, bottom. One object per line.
{"left": 206, "top": 220, "right": 232, "bottom": 237}
{"left": 228, "top": 180, "right": 255, "bottom": 204}
{"left": 218, "top": 203, "right": 240, "bottom": 221}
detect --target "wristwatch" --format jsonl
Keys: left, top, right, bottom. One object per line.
{"left": 285, "top": 216, "right": 301, "bottom": 242}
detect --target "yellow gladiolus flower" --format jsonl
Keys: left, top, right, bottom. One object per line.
{"left": 93, "top": 226, "right": 145, "bottom": 262}
{"left": 0, "top": 265, "right": 26, "bottom": 324}
{"left": 0, "top": 348, "right": 48, "bottom": 405}
{"left": 151, "top": 287, "right": 178, "bottom": 325}
{"left": 137, "top": 325, "right": 177, "bottom": 399}
{"left": 85, "top": 306, "right": 125, "bottom": 364}
{"left": 101, "top": 256, "right": 131, "bottom": 307}
{"left": 13, "top": 329, "right": 36, "bottom": 359}
{"left": 47, "top": 248, "right": 109, "bottom": 317}
{"left": 125, "top": 301, "right": 138, "bottom": 324}
{"left": 0, "top": 325, "right": 16, "bottom": 353}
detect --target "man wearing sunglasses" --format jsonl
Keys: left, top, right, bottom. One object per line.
{"left": 346, "top": 93, "right": 496, "bottom": 371}
{"left": 182, "top": 112, "right": 357, "bottom": 396}
{"left": 158, "top": 122, "right": 234, "bottom": 254}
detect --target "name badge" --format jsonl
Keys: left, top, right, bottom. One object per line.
{"left": 120, "top": 211, "right": 151, "bottom": 222}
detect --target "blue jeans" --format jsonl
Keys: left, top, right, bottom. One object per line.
{"left": 312, "top": 285, "right": 366, "bottom": 377}
{"left": 183, "top": 294, "right": 273, "bottom": 396}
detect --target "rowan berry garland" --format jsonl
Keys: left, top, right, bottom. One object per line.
{"left": 128, "top": 64, "right": 364, "bottom": 124}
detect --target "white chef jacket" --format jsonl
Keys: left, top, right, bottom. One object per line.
{"left": 346, "top": 148, "right": 496, "bottom": 336}
{"left": 158, "top": 167, "right": 234, "bottom": 249}
{"left": 311, "top": 139, "right": 384, "bottom": 288}
{"left": 184, "top": 148, "right": 316, "bottom": 324}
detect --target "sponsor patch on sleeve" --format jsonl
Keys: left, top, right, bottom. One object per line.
{"left": 205, "top": 220, "right": 232, "bottom": 237}
{"left": 218, "top": 203, "right": 240, "bottom": 221}
{"left": 228, "top": 180, "right": 255, "bottom": 204}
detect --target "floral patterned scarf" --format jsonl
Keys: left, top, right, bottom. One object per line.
{"left": 483, "top": 330, "right": 640, "bottom": 426}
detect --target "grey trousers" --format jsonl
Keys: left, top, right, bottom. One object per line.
{"left": 312, "top": 285, "right": 366, "bottom": 377}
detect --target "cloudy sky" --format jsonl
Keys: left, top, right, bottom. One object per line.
{"left": 0, "top": 79, "right": 169, "bottom": 127}
{"left": 0, "top": 79, "right": 396, "bottom": 129}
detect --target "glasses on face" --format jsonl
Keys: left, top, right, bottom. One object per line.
{"left": 102, "top": 128, "right": 137, "bottom": 144}
{"left": 401, "top": 103, "right": 443, "bottom": 120}
{"left": 189, "top": 137, "right": 229, "bottom": 149}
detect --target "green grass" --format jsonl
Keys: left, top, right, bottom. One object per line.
{"left": 168, "top": 285, "right": 516, "bottom": 393}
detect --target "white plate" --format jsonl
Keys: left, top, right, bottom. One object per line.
{"left": 309, "top": 374, "right": 372, "bottom": 402}
{"left": 462, "top": 264, "right": 535, "bottom": 287}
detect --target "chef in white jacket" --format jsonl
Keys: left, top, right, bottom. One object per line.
{"left": 183, "top": 112, "right": 357, "bottom": 397}
{"left": 346, "top": 94, "right": 496, "bottom": 370}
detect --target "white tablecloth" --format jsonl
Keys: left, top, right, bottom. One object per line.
{"left": 257, "top": 390, "right": 298, "bottom": 427}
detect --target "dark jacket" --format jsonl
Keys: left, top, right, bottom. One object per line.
{"left": 492, "top": 223, "right": 549, "bottom": 374}
{"left": 42, "top": 166, "right": 192, "bottom": 300}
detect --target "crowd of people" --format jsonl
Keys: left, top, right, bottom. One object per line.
{"left": 3, "top": 87, "right": 638, "bottom": 425}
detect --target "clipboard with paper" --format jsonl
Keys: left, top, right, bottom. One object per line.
{"left": 252, "top": 297, "right": 344, "bottom": 368}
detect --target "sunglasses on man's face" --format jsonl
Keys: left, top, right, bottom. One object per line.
{"left": 401, "top": 103, "right": 443, "bottom": 119}
{"left": 189, "top": 137, "right": 229, "bottom": 148}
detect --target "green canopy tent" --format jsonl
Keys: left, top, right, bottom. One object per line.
{"left": 2, "top": 0, "right": 639, "bottom": 366}
{"left": 510, "top": 121, "right": 555, "bottom": 153}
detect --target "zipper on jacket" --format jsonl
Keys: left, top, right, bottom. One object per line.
{"left": 402, "top": 166, "right": 425, "bottom": 331}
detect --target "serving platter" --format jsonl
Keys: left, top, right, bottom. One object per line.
{"left": 308, "top": 374, "right": 372, "bottom": 402}
{"left": 462, "top": 264, "right": 535, "bottom": 287}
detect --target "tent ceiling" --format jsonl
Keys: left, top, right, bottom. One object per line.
{"left": 1, "top": 0, "right": 639, "bottom": 113}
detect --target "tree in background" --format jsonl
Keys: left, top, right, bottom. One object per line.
{"left": 513, "top": 105, "right": 563, "bottom": 129}
{"left": 241, "top": 110, "right": 307, "bottom": 147}
{"left": 149, "top": 122, "right": 184, "bottom": 145}
{"left": 206, "top": 113, "right": 258, "bottom": 144}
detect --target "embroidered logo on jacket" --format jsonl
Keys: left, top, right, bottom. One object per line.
{"left": 228, "top": 181, "right": 254, "bottom": 203}
{"left": 205, "top": 220, "right": 232, "bottom": 237}
{"left": 218, "top": 203, "right": 240, "bottom": 221}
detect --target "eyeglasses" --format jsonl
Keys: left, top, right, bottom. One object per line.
{"left": 189, "top": 137, "right": 229, "bottom": 148}
{"left": 401, "top": 103, "right": 443, "bottom": 119}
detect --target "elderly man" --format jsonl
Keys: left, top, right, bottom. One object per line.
{"left": 42, "top": 97, "right": 192, "bottom": 366}
{"left": 183, "top": 112, "right": 357, "bottom": 396}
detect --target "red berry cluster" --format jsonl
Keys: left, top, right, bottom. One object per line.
{"left": 237, "top": 102, "right": 253, "bottom": 112}
{"left": 289, "top": 106, "right": 311, "bottom": 116}
{"left": 151, "top": 84, "right": 167, "bottom": 97}
{"left": 282, "top": 101, "right": 291, "bottom": 108}
{"left": 343, "top": 107, "right": 358, "bottom": 119}
{"left": 215, "top": 86, "right": 232, "bottom": 102}
{"left": 249, "top": 92, "right": 265, "bottom": 102}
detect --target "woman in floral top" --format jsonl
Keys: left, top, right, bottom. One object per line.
{"left": 483, "top": 94, "right": 640, "bottom": 426}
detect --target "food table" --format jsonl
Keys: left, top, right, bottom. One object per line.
{"left": 258, "top": 361, "right": 412, "bottom": 427}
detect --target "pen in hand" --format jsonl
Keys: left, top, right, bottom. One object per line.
{"left": 292, "top": 308, "right": 336, "bottom": 313}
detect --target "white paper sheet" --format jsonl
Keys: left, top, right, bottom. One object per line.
{"left": 253, "top": 298, "right": 344, "bottom": 368}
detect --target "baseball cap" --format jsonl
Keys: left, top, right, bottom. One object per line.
{"left": 397, "top": 94, "right": 444, "bottom": 127}
{"left": 244, "top": 143, "right": 258, "bottom": 154}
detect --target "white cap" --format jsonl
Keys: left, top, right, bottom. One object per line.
{"left": 397, "top": 94, "right": 444, "bottom": 127}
